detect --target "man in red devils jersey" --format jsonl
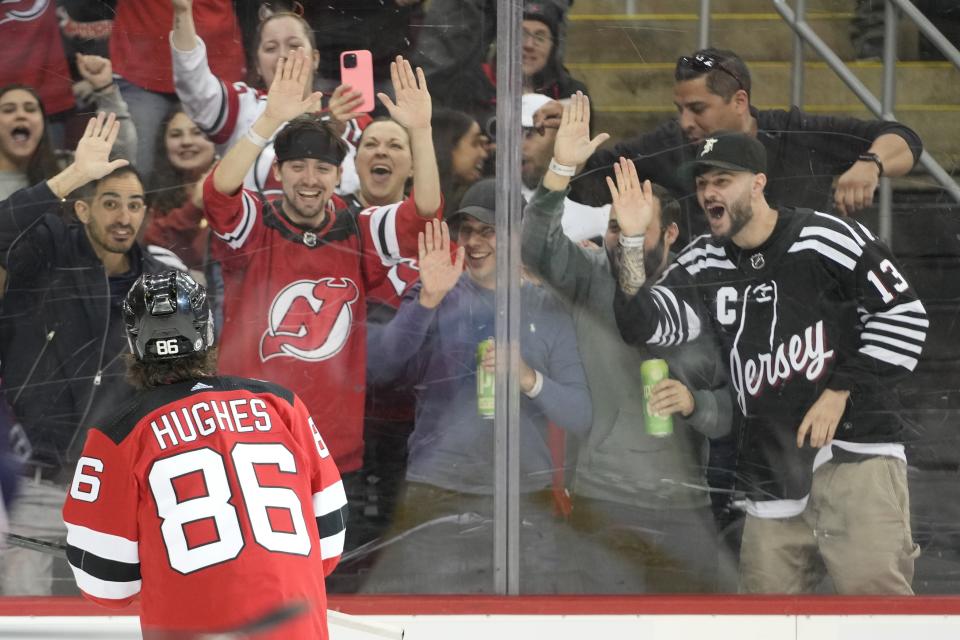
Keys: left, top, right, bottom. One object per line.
{"left": 202, "top": 49, "right": 441, "bottom": 507}
{"left": 63, "top": 271, "right": 347, "bottom": 638}
{"left": 611, "top": 133, "right": 927, "bottom": 595}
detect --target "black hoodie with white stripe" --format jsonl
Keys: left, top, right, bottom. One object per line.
{"left": 615, "top": 207, "right": 927, "bottom": 508}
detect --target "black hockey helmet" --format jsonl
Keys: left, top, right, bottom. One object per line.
{"left": 123, "top": 270, "right": 213, "bottom": 362}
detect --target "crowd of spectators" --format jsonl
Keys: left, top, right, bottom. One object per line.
{"left": 0, "top": 0, "right": 936, "bottom": 600}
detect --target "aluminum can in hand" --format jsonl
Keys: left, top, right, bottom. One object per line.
{"left": 641, "top": 358, "right": 673, "bottom": 437}
{"left": 477, "top": 338, "right": 495, "bottom": 419}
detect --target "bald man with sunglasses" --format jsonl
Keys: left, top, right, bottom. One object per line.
{"left": 552, "top": 48, "right": 922, "bottom": 235}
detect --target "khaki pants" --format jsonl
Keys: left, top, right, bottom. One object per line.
{"left": 740, "top": 456, "right": 920, "bottom": 595}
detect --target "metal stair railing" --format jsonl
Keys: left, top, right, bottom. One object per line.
{"left": 770, "top": 0, "right": 960, "bottom": 243}
{"left": 691, "top": 0, "right": 960, "bottom": 243}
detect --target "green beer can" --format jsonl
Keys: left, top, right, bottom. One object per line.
{"left": 641, "top": 358, "right": 673, "bottom": 437}
{"left": 477, "top": 338, "right": 495, "bottom": 419}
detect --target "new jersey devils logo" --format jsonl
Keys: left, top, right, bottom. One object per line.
{"left": 0, "top": 0, "right": 50, "bottom": 26}
{"left": 259, "top": 278, "right": 360, "bottom": 363}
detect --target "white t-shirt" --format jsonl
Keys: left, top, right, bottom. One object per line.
{"left": 522, "top": 184, "right": 609, "bottom": 243}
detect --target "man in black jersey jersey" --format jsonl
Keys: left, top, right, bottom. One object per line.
{"left": 611, "top": 132, "right": 926, "bottom": 594}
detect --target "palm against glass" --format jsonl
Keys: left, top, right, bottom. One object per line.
{"left": 378, "top": 56, "right": 432, "bottom": 131}
{"left": 263, "top": 48, "right": 324, "bottom": 125}
{"left": 553, "top": 91, "right": 609, "bottom": 167}
{"left": 606, "top": 157, "right": 655, "bottom": 238}
{"left": 74, "top": 112, "right": 129, "bottom": 182}
{"left": 417, "top": 219, "right": 464, "bottom": 309}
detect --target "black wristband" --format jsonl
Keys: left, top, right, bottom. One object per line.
{"left": 90, "top": 81, "right": 114, "bottom": 93}
{"left": 857, "top": 152, "right": 884, "bottom": 177}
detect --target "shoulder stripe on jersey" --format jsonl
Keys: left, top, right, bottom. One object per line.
{"left": 677, "top": 244, "right": 729, "bottom": 265}
{"left": 799, "top": 226, "right": 863, "bottom": 258}
{"left": 861, "top": 332, "right": 924, "bottom": 354}
{"left": 863, "top": 320, "right": 927, "bottom": 342}
{"left": 878, "top": 299, "right": 928, "bottom": 318}
{"left": 344, "top": 118, "right": 361, "bottom": 144}
{"left": 860, "top": 306, "right": 929, "bottom": 329}
{"left": 855, "top": 220, "right": 877, "bottom": 241}
{"left": 312, "top": 480, "right": 347, "bottom": 557}
{"left": 648, "top": 285, "right": 700, "bottom": 346}
{"left": 214, "top": 190, "right": 258, "bottom": 249}
{"left": 66, "top": 522, "right": 139, "bottom": 563}
{"left": 674, "top": 234, "right": 715, "bottom": 257}
{"left": 859, "top": 305, "right": 930, "bottom": 326}
{"left": 320, "top": 528, "right": 345, "bottom": 560}
{"left": 312, "top": 480, "right": 347, "bottom": 517}
{"left": 812, "top": 211, "right": 867, "bottom": 246}
{"left": 649, "top": 287, "right": 678, "bottom": 344}
{"left": 860, "top": 344, "right": 918, "bottom": 370}
{"left": 317, "top": 504, "right": 348, "bottom": 540}
{"left": 684, "top": 256, "right": 737, "bottom": 276}
{"left": 787, "top": 239, "right": 857, "bottom": 270}
{"left": 70, "top": 566, "right": 141, "bottom": 601}
{"left": 66, "top": 545, "right": 141, "bottom": 583}
{"left": 208, "top": 80, "right": 230, "bottom": 139}
{"left": 363, "top": 202, "right": 403, "bottom": 265}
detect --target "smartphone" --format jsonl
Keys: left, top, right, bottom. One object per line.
{"left": 340, "top": 50, "right": 375, "bottom": 113}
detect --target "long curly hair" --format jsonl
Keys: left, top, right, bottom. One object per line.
{"left": 147, "top": 105, "right": 208, "bottom": 214}
{"left": 0, "top": 84, "right": 59, "bottom": 186}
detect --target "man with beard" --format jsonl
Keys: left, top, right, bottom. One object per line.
{"left": 521, "top": 93, "right": 735, "bottom": 593}
{"left": 612, "top": 131, "right": 927, "bottom": 594}
{"left": 541, "top": 48, "right": 922, "bottom": 240}
{"left": 0, "top": 112, "right": 180, "bottom": 595}
{"left": 202, "top": 51, "right": 442, "bottom": 555}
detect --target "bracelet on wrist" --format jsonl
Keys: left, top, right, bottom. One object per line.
{"left": 245, "top": 128, "right": 270, "bottom": 149}
{"left": 548, "top": 158, "right": 576, "bottom": 177}
{"left": 857, "top": 152, "right": 884, "bottom": 177}
{"left": 619, "top": 233, "right": 645, "bottom": 247}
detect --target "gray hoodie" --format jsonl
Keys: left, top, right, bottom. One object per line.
{"left": 522, "top": 185, "right": 732, "bottom": 509}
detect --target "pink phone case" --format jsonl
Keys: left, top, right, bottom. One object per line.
{"left": 340, "top": 50, "right": 375, "bottom": 113}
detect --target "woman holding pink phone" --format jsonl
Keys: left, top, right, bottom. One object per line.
{"left": 170, "top": 0, "right": 367, "bottom": 197}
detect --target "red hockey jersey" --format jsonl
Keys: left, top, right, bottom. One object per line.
{"left": 111, "top": 0, "right": 245, "bottom": 94}
{"left": 0, "top": 0, "right": 74, "bottom": 115}
{"left": 202, "top": 177, "right": 437, "bottom": 472}
{"left": 63, "top": 377, "right": 347, "bottom": 638}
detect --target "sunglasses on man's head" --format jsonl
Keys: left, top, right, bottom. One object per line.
{"left": 676, "top": 54, "right": 745, "bottom": 92}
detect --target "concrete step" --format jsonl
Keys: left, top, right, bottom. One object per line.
{"left": 587, "top": 109, "right": 960, "bottom": 171}
{"left": 571, "top": 0, "right": 851, "bottom": 14}
{"left": 567, "top": 61, "right": 960, "bottom": 108}
{"left": 565, "top": 13, "right": 919, "bottom": 63}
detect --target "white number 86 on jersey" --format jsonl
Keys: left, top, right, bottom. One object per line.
{"left": 70, "top": 443, "right": 313, "bottom": 574}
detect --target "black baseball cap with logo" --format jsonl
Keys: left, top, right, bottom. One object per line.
{"left": 678, "top": 131, "right": 767, "bottom": 186}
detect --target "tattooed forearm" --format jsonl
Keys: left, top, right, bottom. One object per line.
{"left": 618, "top": 241, "right": 646, "bottom": 296}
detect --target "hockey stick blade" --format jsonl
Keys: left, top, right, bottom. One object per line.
{"left": 5, "top": 533, "right": 66, "bottom": 558}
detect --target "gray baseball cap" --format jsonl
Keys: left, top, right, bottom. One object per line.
{"left": 450, "top": 178, "right": 496, "bottom": 226}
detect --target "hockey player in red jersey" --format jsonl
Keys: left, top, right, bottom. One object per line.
{"left": 202, "top": 49, "right": 442, "bottom": 486}
{"left": 63, "top": 271, "right": 347, "bottom": 638}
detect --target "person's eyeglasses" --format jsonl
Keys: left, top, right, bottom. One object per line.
{"left": 676, "top": 53, "right": 745, "bottom": 92}
{"left": 522, "top": 28, "right": 553, "bottom": 48}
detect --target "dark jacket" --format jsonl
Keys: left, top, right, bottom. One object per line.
{"left": 0, "top": 182, "right": 171, "bottom": 477}
{"left": 569, "top": 107, "right": 924, "bottom": 238}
